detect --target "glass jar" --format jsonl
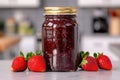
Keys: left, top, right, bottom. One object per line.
{"left": 42, "top": 7, "right": 79, "bottom": 71}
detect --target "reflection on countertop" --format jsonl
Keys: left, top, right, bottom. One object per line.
{"left": 0, "top": 60, "right": 119, "bottom": 80}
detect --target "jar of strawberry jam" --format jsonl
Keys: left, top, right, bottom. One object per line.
{"left": 42, "top": 7, "right": 79, "bottom": 71}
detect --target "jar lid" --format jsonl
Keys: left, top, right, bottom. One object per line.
{"left": 44, "top": 7, "right": 77, "bottom": 15}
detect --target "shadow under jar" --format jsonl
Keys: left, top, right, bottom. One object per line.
{"left": 42, "top": 7, "right": 79, "bottom": 71}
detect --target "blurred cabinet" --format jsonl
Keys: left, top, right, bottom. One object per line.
{"left": 78, "top": 0, "right": 120, "bottom": 7}
{"left": 0, "top": 0, "right": 40, "bottom": 8}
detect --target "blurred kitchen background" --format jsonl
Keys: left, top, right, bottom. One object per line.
{"left": 0, "top": 0, "right": 120, "bottom": 61}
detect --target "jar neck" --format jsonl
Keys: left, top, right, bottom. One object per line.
{"left": 45, "top": 15, "right": 76, "bottom": 19}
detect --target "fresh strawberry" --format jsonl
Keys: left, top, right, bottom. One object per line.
{"left": 11, "top": 52, "right": 27, "bottom": 72}
{"left": 94, "top": 53, "right": 112, "bottom": 70}
{"left": 27, "top": 51, "right": 46, "bottom": 72}
{"left": 80, "top": 52, "right": 99, "bottom": 71}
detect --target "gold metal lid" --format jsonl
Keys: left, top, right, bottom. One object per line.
{"left": 44, "top": 7, "right": 77, "bottom": 15}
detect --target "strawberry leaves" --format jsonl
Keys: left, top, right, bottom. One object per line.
{"left": 26, "top": 52, "right": 35, "bottom": 61}
{"left": 93, "top": 53, "right": 97, "bottom": 58}
{"left": 36, "top": 50, "right": 42, "bottom": 55}
{"left": 20, "top": 51, "right": 24, "bottom": 57}
{"left": 79, "top": 51, "right": 90, "bottom": 68}
{"left": 80, "top": 51, "right": 89, "bottom": 59}
{"left": 26, "top": 50, "right": 43, "bottom": 61}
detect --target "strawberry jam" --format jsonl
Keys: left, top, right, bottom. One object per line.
{"left": 42, "top": 7, "right": 79, "bottom": 71}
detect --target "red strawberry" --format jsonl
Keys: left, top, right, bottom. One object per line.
{"left": 11, "top": 52, "right": 27, "bottom": 72}
{"left": 80, "top": 52, "right": 99, "bottom": 71}
{"left": 94, "top": 53, "right": 112, "bottom": 70}
{"left": 27, "top": 51, "right": 46, "bottom": 72}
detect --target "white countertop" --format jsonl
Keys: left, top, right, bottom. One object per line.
{"left": 0, "top": 60, "right": 120, "bottom": 80}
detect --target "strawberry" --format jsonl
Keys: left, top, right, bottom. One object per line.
{"left": 11, "top": 52, "right": 27, "bottom": 72}
{"left": 80, "top": 52, "right": 99, "bottom": 71}
{"left": 27, "top": 51, "right": 46, "bottom": 72}
{"left": 94, "top": 53, "right": 112, "bottom": 70}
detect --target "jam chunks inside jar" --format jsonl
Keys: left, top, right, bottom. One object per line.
{"left": 42, "top": 7, "right": 79, "bottom": 71}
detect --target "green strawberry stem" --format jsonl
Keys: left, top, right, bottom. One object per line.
{"left": 85, "top": 52, "right": 89, "bottom": 57}
{"left": 36, "top": 50, "right": 42, "bottom": 55}
{"left": 80, "top": 51, "right": 84, "bottom": 58}
{"left": 20, "top": 51, "right": 27, "bottom": 61}
{"left": 80, "top": 59, "right": 87, "bottom": 66}
{"left": 20, "top": 51, "right": 24, "bottom": 57}
{"left": 94, "top": 53, "right": 98, "bottom": 58}
{"left": 26, "top": 52, "right": 35, "bottom": 61}
{"left": 83, "top": 51, "right": 90, "bottom": 59}
{"left": 79, "top": 51, "right": 90, "bottom": 68}
{"left": 94, "top": 52, "right": 104, "bottom": 58}
{"left": 25, "top": 50, "right": 43, "bottom": 61}
{"left": 98, "top": 53, "right": 103, "bottom": 55}
{"left": 79, "top": 51, "right": 85, "bottom": 68}
{"left": 80, "top": 51, "right": 90, "bottom": 58}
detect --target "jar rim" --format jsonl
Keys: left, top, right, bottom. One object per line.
{"left": 44, "top": 7, "right": 77, "bottom": 15}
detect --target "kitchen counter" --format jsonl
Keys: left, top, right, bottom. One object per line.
{"left": 0, "top": 60, "right": 119, "bottom": 80}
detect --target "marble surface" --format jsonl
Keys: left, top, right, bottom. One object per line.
{"left": 0, "top": 60, "right": 120, "bottom": 80}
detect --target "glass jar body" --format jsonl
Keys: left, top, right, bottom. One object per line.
{"left": 42, "top": 15, "right": 78, "bottom": 71}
